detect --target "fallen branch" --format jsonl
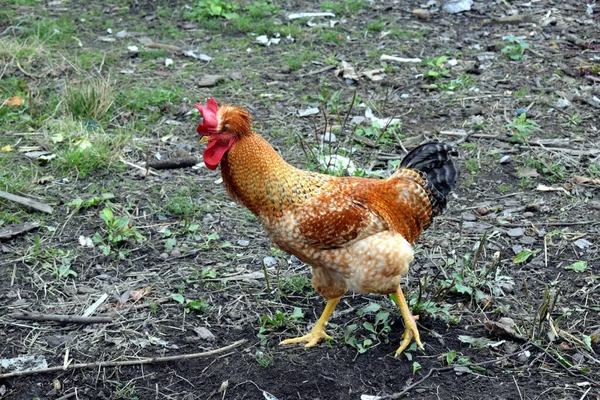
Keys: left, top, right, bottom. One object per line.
{"left": 146, "top": 156, "right": 199, "bottom": 170}
{"left": 0, "top": 339, "right": 247, "bottom": 379}
{"left": 0, "top": 190, "right": 53, "bottom": 214}
{"left": 11, "top": 311, "right": 112, "bottom": 324}
{"left": 0, "top": 221, "right": 40, "bottom": 240}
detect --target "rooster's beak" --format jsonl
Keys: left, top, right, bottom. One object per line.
{"left": 199, "top": 136, "right": 210, "bottom": 144}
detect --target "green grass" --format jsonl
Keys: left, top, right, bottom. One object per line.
{"left": 138, "top": 49, "right": 169, "bottom": 59}
{"left": 320, "top": 30, "right": 344, "bottom": 44}
{"left": 367, "top": 19, "right": 386, "bottom": 33}
{"left": 64, "top": 78, "right": 113, "bottom": 121}
{"left": 320, "top": 0, "right": 366, "bottom": 14}
{"left": 116, "top": 85, "right": 183, "bottom": 112}
{"left": 19, "top": 16, "right": 78, "bottom": 45}
{"left": 46, "top": 119, "right": 130, "bottom": 178}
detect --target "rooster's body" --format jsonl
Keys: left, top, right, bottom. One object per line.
{"left": 196, "top": 99, "right": 458, "bottom": 354}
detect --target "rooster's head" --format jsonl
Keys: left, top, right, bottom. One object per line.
{"left": 195, "top": 98, "right": 252, "bottom": 170}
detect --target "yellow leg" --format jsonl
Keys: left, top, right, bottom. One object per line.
{"left": 394, "top": 286, "right": 424, "bottom": 356}
{"left": 280, "top": 297, "right": 341, "bottom": 347}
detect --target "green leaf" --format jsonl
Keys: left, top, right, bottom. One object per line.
{"left": 564, "top": 261, "right": 587, "bottom": 273}
{"left": 458, "top": 335, "right": 505, "bottom": 349}
{"left": 358, "top": 302, "right": 381, "bottom": 316}
{"left": 187, "top": 224, "right": 200, "bottom": 232}
{"left": 187, "top": 300, "right": 207, "bottom": 311}
{"left": 363, "top": 321, "right": 376, "bottom": 334}
{"left": 165, "top": 238, "right": 177, "bottom": 252}
{"left": 445, "top": 350, "right": 457, "bottom": 365}
{"left": 375, "top": 311, "right": 390, "bottom": 326}
{"left": 50, "top": 133, "right": 64, "bottom": 143}
{"left": 99, "top": 245, "right": 111, "bottom": 256}
{"left": 99, "top": 207, "right": 113, "bottom": 223}
{"left": 513, "top": 249, "right": 538, "bottom": 264}
{"left": 171, "top": 293, "right": 185, "bottom": 304}
{"left": 412, "top": 361, "right": 422, "bottom": 374}
{"left": 290, "top": 307, "right": 304, "bottom": 321}
{"left": 68, "top": 198, "right": 83, "bottom": 208}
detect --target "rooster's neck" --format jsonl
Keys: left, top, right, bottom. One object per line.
{"left": 220, "top": 132, "right": 318, "bottom": 217}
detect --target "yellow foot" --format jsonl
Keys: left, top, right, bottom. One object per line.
{"left": 280, "top": 327, "right": 331, "bottom": 348}
{"left": 395, "top": 314, "right": 424, "bottom": 356}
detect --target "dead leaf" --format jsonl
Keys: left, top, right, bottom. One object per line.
{"left": 516, "top": 167, "right": 539, "bottom": 179}
{"left": 362, "top": 69, "right": 385, "bottom": 81}
{"left": 572, "top": 175, "right": 600, "bottom": 186}
{"left": 2, "top": 96, "right": 22, "bottom": 107}
{"left": 33, "top": 175, "right": 54, "bottom": 184}
{"left": 130, "top": 286, "right": 152, "bottom": 302}
{"left": 484, "top": 317, "right": 528, "bottom": 341}
{"left": 1, "top": 145, "right": 12, "bottom": 152}
{"left": 335, "top": 61, "right": 359, "bottom": 81}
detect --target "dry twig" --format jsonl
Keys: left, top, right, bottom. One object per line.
{"left": 11, "top": 311, "right": 112, "bottom": 324}
{"left": 0, "top": 339, "right": 247, "bottom": 379}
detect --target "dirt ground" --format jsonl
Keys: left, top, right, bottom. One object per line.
{"left": 1, "top": 0, "right": 600, "bottom": 399}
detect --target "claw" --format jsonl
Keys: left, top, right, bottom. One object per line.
{"left": 393, "top": 286, "right": 424, "bottom": 356}
{"left": 280, "top": 297, "right": 340, "bottom": 348}
{"left": 280, "top": 327, "right": 332, "bottom": 347}
{"left": 395, "top": 314, "right": 423, "bottom": 356}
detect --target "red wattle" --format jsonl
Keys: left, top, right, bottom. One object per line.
{"left": 203, "top": 137, "right": 236, "bottom": 170}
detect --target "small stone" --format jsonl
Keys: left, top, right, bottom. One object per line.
{"left": 194, "top": 327, "right": 216, "bottom": 342}
{"left": 197, "top": 74, "right": 225, "bottom": 87}
{"left": 555, "top": 98, "right": 571, "bottom": 108}
{"left": 461, "top": 212, "right": 477, "bottom": 221}
{"left": 522, "top": 212, "right": 534, "bottom": 218}
{"left": 263, "top": 256, "right": 277, "bottom": 268}
{"left": 525, "top": 203, "right": 541, "bottom": 212}
{"left": 413, "top": 9, "right": 431, "bottom": 20}
{"left": 499, "top": 155, "right": 512, "bottom": 164}
{"left": 475, "top": 206, "right": 490, "bottom": 215}
{"left": 160, "top": 252, "right": 169, "bottom": 260}
{"left": 203, "top": 213, "right": 215, "bottom": 225}
{"left": 520, "top": 236, "right": 536, "bottom": 245}
{"left": 170, "top": 248, "right": 181, "bottom": 257}
{"left": 281, "top": 65, "right": 292, "bottom": 74}
{"left": 237, "top": 240, "right": 250, "bottom": 246}
{"left": 517, "top": 350, "right": 531, "bottom": 363}
{"left": 588, "top": 201, "right": 600, "bottom": 210}
{"left": 507, "top": 228, "right": 524, "bottom": 237}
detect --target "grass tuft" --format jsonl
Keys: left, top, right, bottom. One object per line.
{"left": 64, "top": 77, "right": 113, "bottom": 121}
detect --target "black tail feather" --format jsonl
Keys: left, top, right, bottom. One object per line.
{"left": 400, "top": 142, "right": 458, "bottom": 215}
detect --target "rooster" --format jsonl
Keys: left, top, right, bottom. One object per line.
{"left": 196, "top": 98, "right": 458, "bottom": 355}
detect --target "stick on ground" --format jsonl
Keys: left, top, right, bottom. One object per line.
{"left": 11, "top": 312, "right": 112, "bottom": 324}
{"left": 146, "top": 156, "right": 199, "bottom": 170}
{"left": 0, "top": 221, "right": 40, "bottom": 240}
{"left": 0, "top": 339, "right": 247, "bottom": 379}
{"left": 0, "top": 190, "right": 53, "bottom": 214}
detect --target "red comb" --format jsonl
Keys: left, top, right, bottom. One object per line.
{"left": 195, "top": 98, "right": 219, "bottom": 136}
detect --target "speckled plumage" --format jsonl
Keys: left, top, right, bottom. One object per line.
{"left": 212, "top": 106, "right": 447, "bottom": 300}
{"left": 196, "top": 100, "right": 458, "bottom": 353}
